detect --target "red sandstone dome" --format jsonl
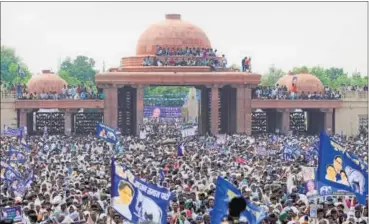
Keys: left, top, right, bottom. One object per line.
{"left": 276, "top": 71, "right": 324, "bottom": 93}
{"left": 27, "top": 70, "right": 67, "bottom": 94}
{"left": 136, "top": 14, "right": 212, "bottom": 56}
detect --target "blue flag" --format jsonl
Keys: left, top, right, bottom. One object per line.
{"left": 111, "top": 159, "right": 172, "bottom": 223}
{"left": 211, "top": 176, "right": 267, "bottom": 224}
{"left": 159, "top": 169, "right": 165, "bottom": 184}
{"left": 177, "top": 142, "right": 184, "bottom": 157}
{"left": 316, "top": 132, "right": 368, "bottom": 204}
{"left": 8, "top": 148, "right": 26, "bottom": 163}
{"left": 1, "top": 161, "right": 21, "bottom": 183}
{"left": 3, "top": 125, "right": 22, "bottom": 137}
{"left": 96, "top": 123, "right": 117, "bottom": 143}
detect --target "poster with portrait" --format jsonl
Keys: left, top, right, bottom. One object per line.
{"left": 111, "top": 159, "right": 172, "bottom": 223}
{"left": 317, "top": 133, "right": 368, "bottom": 204}
{"left": 96, "top": 123, "right": 117, "bottom": 143}
{"left": 1, "top": 206, "right": 22, "bottom": 222}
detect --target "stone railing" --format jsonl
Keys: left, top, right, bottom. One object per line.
{"left": 1, "top": 91, "right": 16, "bottom": 99}
{"left": 341, "top": 91, "right": 368, "bottom": 100}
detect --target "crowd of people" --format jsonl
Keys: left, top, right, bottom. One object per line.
{"left": 252, "top": 85, "right": 368, "bottom": 100}
{"left": 142, "top": 46, "right": 228, "bottom": 71}
{"left": 2, "top": 83, "right": 105, "bottom": 100}
{"left": 0, "top": 119, "right": 368, "bottom": 224}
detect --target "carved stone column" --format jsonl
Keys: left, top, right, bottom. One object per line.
{"left": 136, "top": 85, "right": 144, "bottom": 136}
{"left": 62, "top": 109, "right": 78, "bottom": 136}
{"left": 244, "top": 88, "right": 252, "bottom": 135}
{"left": 210, "top": 87, "right": 219, "bottom": 135}
{"left": 280, "top": 109, "right": 291, "bottom": 134}
{"left": 103, "top": 86, "right": 118, "bottom": 128}
{"left": 19, "top": 109, "right": 27, "bottom": 128}
{"left": 322, "top": 109, "right": 333, "bottom": 134}
{"left": 236, "top": 87, "right": 245, "bottom": 133}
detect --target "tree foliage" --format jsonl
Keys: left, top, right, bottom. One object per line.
{"left": 261, "top": 65, "right": 367, "bottom": 89}
{"left": 1, "top": 46, "right": 31, "bottom": 86}
{"left": 59, "top": 56, "right": 96, "bottom": 84}
{"left": 261, "top": 65, "right": 285, "bottom": 86}
{"left": 144, "top": 86, "right": 190, "bottom": 97}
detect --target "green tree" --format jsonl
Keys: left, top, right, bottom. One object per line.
{"left": 261, "top": 65, "right": 285, "bottom": 86}
{"left": 59, "top": 55, "right": 96, "bottom": 83}
{"left": 1, "top": 46, "right": 31, "bottom": 85}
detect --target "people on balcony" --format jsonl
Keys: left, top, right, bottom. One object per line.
{"left": 13, "top": 84, "right": 104, "bottom": 100}
{"left": 253, "top": 85, "right": 343, "bottom": 100}
{"left": 156, "top": 45, "right": 218, "bottom": 57}
{"left": 142, "top": 56, "right": 224, "bottom": 71}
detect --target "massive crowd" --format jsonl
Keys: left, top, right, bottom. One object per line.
{"left": 0, "top": 119, "right": 368, "bottom": 224}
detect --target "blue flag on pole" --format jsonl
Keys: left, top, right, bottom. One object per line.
{"left": 111, "top": 159, "right": 172, "bottom": 223}
{"left": 316, "top": 132, "right": 368, "bottom": 205}
{"left": 96, "top": 123, "right": 117, "bottom": 143}
{"left": 0, "top": 161, "right": 21, "bottom": 182}
{"left": 211, "top": 176, "right": 267, "bottom": 224}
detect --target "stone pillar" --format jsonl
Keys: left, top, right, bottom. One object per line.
{"left": 197, "top": 87, "right": 203, "bottom": 135}
{"left": 210, "top": 87, "right": 219, "bottom": 135}
{"left": 103, "top": 86, "right": 118, "bottom": 128}
{"left": 64, "top": 109, "right": 72, "bottom": 136}
{"left": 236, "top": 87, "right": 245, "bottom": 133}
{"left": 244, "top": 88, "right": 252, "bottom": 135}
{"left": 280, "top": 109, "right": 291, "bottom": 134}
{"left": 322, "top": 109, "right": 333, "bottom": 134}
{"left": 19, "top": 109, "right": 27, "bottom": 128}
{"left": 136, "top": 85, "right": 144, "bottom": 136}
{"left": 103, "top": 87, "right": 112, "bottom": 126}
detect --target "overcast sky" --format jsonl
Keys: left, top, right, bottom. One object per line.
{"left": 1, "top": 2, "right": 367, "bottom": 76}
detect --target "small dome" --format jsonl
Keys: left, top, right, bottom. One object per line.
{"left": 136, "top": 14, "right": 212, "bottom": 56}
{"left": 27, "top": 70, "right": 67, "bottom": 94}
{"left": 276, "top": 71, "right": 324, "bottom": 93}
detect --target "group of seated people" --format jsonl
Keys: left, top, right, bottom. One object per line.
{"left": 13, "top": 84, "right": 105, "bottom": 100}
{"left": 156, "top": 45, "right": 218, "bottom": 57}
{"left": 253, "top": 85, "right": 343, "bottom": 100}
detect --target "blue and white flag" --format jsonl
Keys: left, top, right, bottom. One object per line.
{"left": 0, "top": 161, "right": 21, "bottom": 182}
{"left": 96, "top": 123, "right": 117, "bottom": 143}
{"left": 211, "top": 176, "right": 267, "bottom": 224}
{"left": 8, "top": 148, "right": 26, "bottom": 163}
{"left": 316, "top": 133, "right": 368, "bottom": 204}
{"left": 2, "top": 125, "right": 22, "bottom": 137}
{"left": 111, "top": 159, "right": 172, "bottom": 223}
{"left": 177, "top": 142, "right": 185, "bottom": 157}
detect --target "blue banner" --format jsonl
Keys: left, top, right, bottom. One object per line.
{"left": 317, "top": 133, "right": 368, "bottom": 204}
{"left": 111, "top": 159, "right": 172, "bottom": 223}
{"left": 8, "top": 148, "right": 26, "bottom": 163}
{"left": 0, "top": 161, "right": 21, "bottom": 182}
{"left": 2, "top": 125, "right": 23, "bottom": 137}
{"left": 211, "top": 176, "right": 267, "bottom": 224}
{"left": 96, "top": 123, "right": 117, "bottom": 143}
{"left": 1, "top": 206, "right": 22, "bottom": 222}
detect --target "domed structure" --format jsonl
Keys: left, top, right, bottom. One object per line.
{"left": 27, "top": 70, "right": 67, "bottom": 94}
{"left": 276, "top": 71, "right": 324, "bottom": 93}
{"left": 136, "top": 14, "right": 212, "bottom": 56}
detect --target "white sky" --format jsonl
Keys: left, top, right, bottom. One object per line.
{"left": 1, "top": 2, "right": 367, "bottom": 76}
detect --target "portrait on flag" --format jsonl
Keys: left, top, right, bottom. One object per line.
{"left": 317, "top": 133, "right": 368, "bottom": 204}
{"left": 111, "top": 159, "right": 172, "bottom": 223}
{"left": 96, "top": 123, "right": 117, "bottom": 143}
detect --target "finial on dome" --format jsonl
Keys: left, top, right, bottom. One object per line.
{"left": 165, "top": 14, "right": 181, "bottom": 20}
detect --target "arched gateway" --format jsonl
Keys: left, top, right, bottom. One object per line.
{"left": 15, "top": 14, "right": 342, "bottom": 136}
